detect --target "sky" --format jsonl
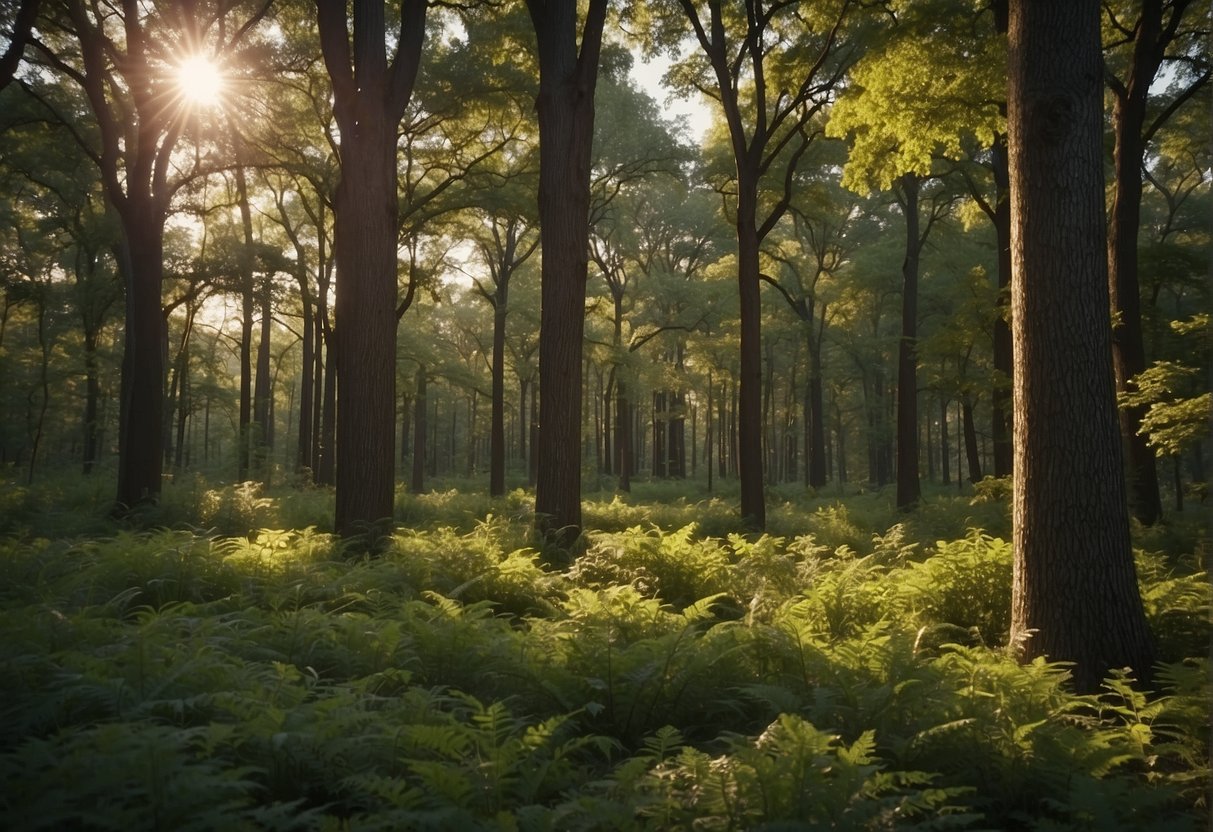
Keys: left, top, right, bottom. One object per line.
{"left": 628, "top": 53, "right": 714, "bottom": 144}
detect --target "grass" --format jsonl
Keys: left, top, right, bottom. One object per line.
{"left": 0, "top": 468, "right": 1207, "bottom": 830}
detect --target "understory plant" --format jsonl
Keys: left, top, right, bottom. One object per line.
{"left": 0, "top": 484, "right": 1206, "bottom": 830}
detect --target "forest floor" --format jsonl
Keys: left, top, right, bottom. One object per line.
{"left": 0, "top": 470, "right": 1208, "bottom": 830}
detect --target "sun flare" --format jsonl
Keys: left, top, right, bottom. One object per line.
{"left": 176, "top": 55, "right": 224, "bottom": 107}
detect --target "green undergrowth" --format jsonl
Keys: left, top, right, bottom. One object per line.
{"left": 0, "top": 477, "right": 1208, "bottom": 830}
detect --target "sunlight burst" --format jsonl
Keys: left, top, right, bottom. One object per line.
{"left": 176, "top": 55, "right": 224, "bottom": 107}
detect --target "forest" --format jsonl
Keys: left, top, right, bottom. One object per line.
{"left": 0, "top": 0, "right": 1209, "bottom": 829}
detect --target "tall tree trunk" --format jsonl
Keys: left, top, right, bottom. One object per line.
{"left": 528, "top": 382, "right": 538, "bottom": 487}
{"left": 939, "top": 396, "right": 951, "bottom": 485}
{"left": 318, "top": 0, "right": 427, "bottom": 540}
{"left": 896, "top": 173, "right": 922, "bottom": 510}
{"left": 114, "top": 214, "right": 167, "bottom": 510}
{"left": 808, "top": 310, "right": 827, "bottom": 488}
{"left": 736, "top": 188, "right": 765, "bottom": 528}
{"left": 991, "top": 134, "right": 1015, "bottom": 477}
{"left": 669, "top": 390, "right": 686, "bottom": 478}
{"left": 490, "top": 292, "right": 508, "bottom": 496}
{"left": 82, "top": 332, "right": 101, "bottom": 474}
{"left": 706, "top": 370, "right": 714, "bottom": 492}
{"left": 652, "top": 390, "right": 667, "bottom": 478}
{"left": 1007, "top": 0, "right": 1154, "bottom": 692}
{"left": 316, "top": 332, "right": 337, "bottom": 486}
{"left": 331, "top": 134, "right": 398, "bottom": 535}
{"left": 1107, "top": 0, "right": 1166, "bottom": 526}
{"left": 26, "top": 296, "right": 50, "bottom": 485}
{"left": 253, "top": 276, "right": 273, "bottom": 481}
{"left": 616, "top": 380, "right": 631, "bottom": 492}
{"left": 296, "top": 281, "right": 314, "bottom": 476}
{"left": 962, "top": 395, "right": 982, "bottom": 483}
{"left": 173, "top": 339, "right": 189, "bottom": 474}
{"left": 518, "top": 377, "right": 529, "bottom": 467}
{"left": 411, "top": 365, "right": 427, "bottom": 493}
{"left": 601, "top": 371, "right": 613, "bottom": 475}
{"left": 528, "top": 0, "right": 607, "bottom": 554}
{"left": 235, "top": 165, "right": 256, "bottom": 482}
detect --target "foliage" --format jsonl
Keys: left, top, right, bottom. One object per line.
{"left": 0, "top": 484, "right": 1206, "bottom": 829}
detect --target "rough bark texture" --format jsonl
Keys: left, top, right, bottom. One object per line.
{"left": 528, "top": 0, "right": 607, "bottom": 555}
{"left": 1007, "top": 0, "right": 1154, "bottom": 693}
{"left": 331, "top": 125, "right": 398, "bottom": 536}
{"left": 318, "top": 0, "right": 427, "bottom": 540}
{"left": 895, "top": 174, "right": 922, "bottom": 510}
{"left": 114, "top": 215, "right": 166, "bottom": 509}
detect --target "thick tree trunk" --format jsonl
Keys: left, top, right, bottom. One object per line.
{"left": 1007, "top": 0, "right": 1154, "bottom": 692}
{"left": 331, "top": 117, "right": 398, "bottom": 536}
{"left": 896, "top": 174, "right": 922, "bottom": 510}
{"left": 318, "top": 0, "right": 426, "bottom": 539}
{"left": 114, "top": 213, "right": 167, "bottom": 510}
{"left": 529, "top": 0, "right": 606, "bottom": 554}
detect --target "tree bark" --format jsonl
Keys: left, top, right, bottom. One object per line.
{"left": 736, "top": 197, "right": 765, "bottom": 528}
{"left": 235, "top": 165, "right": 256, "bottom": 482}
{"left": 807, "top": 314, "right": 828, "bottom": 488}
{"left": 490, "top": 288, "right": 508, "bottom": 496}
{"left": 114, "top": 214, "right": 167, "bottom": 510}
{"left": 896, "top": 174, "right": 922, "bottom": 509}
{"left": 962, "top": 395, "right": 982, "bottom": 483}
{"left": 82, "top": 331, "right": 101, "bottom": 474}
{"left": 319, "top": 0, "right": 427, "bottom": 540}
{"left": 411, "top": 365, "right": 427, "bottom": 493}
{"left": 991, "top": 135, "right": 1014, "bottom": 477}
{"left": 253, "top": 276, "right": 273, "bottom": 481}
{"left": 1107, "top": 0, "right": 1169, "bottom": 526}
{"left": 528, "top": 0, "right": 607, "bottom": 554}
{"left": 1007, "top": 0, "right": 1154, "bottom": 692}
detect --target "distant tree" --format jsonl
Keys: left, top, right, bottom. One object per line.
{"left": 28, "top": 0, "right": 271, "bottom": 512}
{"left": 1007, "top": 0, "right": 1154, "bottom": 692}
{"left": 827, "top": 4, "right": 993, "bottom": 509}
{"left": 639, "top": 0, "right": 860, "bottom": 529}
{"left": 1102, "top": 0, "right": 1209, "bottom": 526}
{"left": 761, "top": 163, "right": 865, "bottom": 490}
